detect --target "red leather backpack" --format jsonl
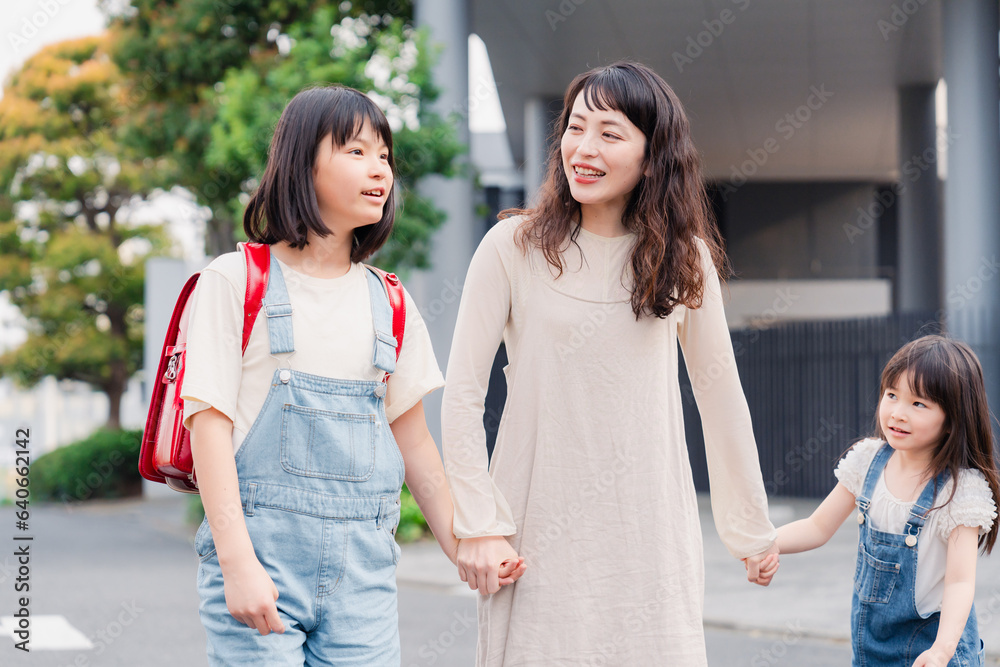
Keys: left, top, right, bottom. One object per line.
{"left": 139, "top": 242, "right": 405, "bottom": 493}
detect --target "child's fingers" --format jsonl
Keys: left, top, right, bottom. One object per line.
{"left": 262, "top": 604, "right": 285, "bottom": 635}
{"left": 499, "top": 558, "right": 527, "bottom": 586}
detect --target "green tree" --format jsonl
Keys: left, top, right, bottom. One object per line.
{"left": 107, "top": 0, "right": 460, "bottom": 270}
{"left": 0, "top": 36, "right": 170, "bottom": 429}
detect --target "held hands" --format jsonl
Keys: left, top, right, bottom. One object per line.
{"left": 221, "top": 555, "right": 285, "bottom": 636}
{"left": 742, "top": 542, "right": 780, "bottom": 587}
{"left": 456, "top": 535, "right": 527, "bottom": 596}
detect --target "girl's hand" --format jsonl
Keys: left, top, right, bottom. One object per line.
{"left": 222, "top": 556, "right": 285, "bottom": 636}
{"left": 498, "top": 557, "right": 527, "bottom": 587}
{"left": 746, "top": 553, "right": 780, "bottom": 586}
{"left": 911, "top": 646, "right": 952, "bottom": 667}
{"left": 457, "top": 535, "right": 524, "bottom": 595}
{"left": 742, "top": 542, "right": 780, "bottom": 586}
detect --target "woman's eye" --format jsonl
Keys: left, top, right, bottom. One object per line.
{"left": 914, "top": 401, "right": 926, "bottom": 408}
{"left": 603, "top": 133, "right": 620, "bottom": 140}
{"left": 886, "top": 392, "right": 896, "bottom": 399}
{"left": 567, "top": 125, "right": 582, "bottom": 132}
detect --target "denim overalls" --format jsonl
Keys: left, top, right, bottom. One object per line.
{"left": 852, "top": 444, "right": 985, "bottom": 667}
{"left": 195, "top": 256, "right": 405, "bottom": 666}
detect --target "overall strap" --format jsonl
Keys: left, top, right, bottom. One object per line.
{"left": 263, "top": 254, "right": 295, "bottom": 355}
{"left": 364, "top": 267, "right": 397, "bottom": 376}
{"left": 905, "top": 469, "right": 951, "bottom": 536}
{"left": 857, "top": 443, "right": 894, "bottom": 513}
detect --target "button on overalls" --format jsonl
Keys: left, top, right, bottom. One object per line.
{"left": 195, "top": 256, "right": 405, "bottom": 666}
{"left": 852, "top": 443, "right": 985, "bottom": 667}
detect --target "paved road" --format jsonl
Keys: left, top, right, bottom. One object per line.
{"left": 0, "top": 497, "right": 996, "bottom": 666}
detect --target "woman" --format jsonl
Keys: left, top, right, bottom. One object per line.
{"left": 442, "top": 61, "right": 777, "bottom": 665}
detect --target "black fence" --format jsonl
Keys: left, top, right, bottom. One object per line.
{"left": 681, "top": 312, "right": 942, "bottom": 498}
{"left": 484, "top": 312, "right": 952, "bottom": 499}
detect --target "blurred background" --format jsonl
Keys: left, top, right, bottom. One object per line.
{"left": 0, "top": 0, "right": 997, "bottom": 510}
{"left": 0, "top": 0, "right": 998, "bottom": 665}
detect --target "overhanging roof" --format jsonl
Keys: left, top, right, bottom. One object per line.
{"left": 471, "top": 0, "right": 942, "bottom": 181}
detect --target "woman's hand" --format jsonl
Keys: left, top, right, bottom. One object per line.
{"left": 221, "top": 555, "right": 285, "bottom": 636}
{"left": 456, "top": 535, "right": 525, "bottom": 595}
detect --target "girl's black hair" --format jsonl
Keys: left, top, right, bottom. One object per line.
{"left": 876, "top": 335, "right": 1000, "bottom": 554}
{"left": 243, "top": 85, "right": 395, "bottom": 262}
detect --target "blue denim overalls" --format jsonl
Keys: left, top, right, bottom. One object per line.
{"left": 195, "top": 256, "right": 405, "bottom": 666}
{"left": 852, "top": 444, "right": 984, "bottom": 667}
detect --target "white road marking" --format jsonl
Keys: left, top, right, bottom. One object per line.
{"left": 0, "top": 615, "right": 93, "bottom": 650}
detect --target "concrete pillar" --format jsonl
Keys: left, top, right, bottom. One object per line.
{"left": 142, "top": 256, "right": 207, "bottom": 497}
{"left": 524, "top": 96, "right": 563, "bottom": 205}
{"left": 941, "top": 0, "right": 1000, "bottom": 404}
{"left": 413, "top": 0, "right": 474, "bottom": 443}
{"left": 896, "top": 85, "right": 941, "bottom": 313}
{"left": 524, "top": 97, "right": 550, "bottom": 204}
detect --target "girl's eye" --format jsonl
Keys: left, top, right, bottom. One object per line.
{"left": 886, "top": 392, "right": 896, "bottom": 399}
{"left": 567, "top": 125, "right": 582, "bottom": 132}
{"left": 380, "top": 153, "right": 389, "bottom": 160}
{"left": 349, "top": 148, "right": 363, "bottom": 155}
{"left": 914, "top": 401, "right": 926, "bottom": 408}
{"left": 603, "top": 133, "right": 621, "bottom": 140}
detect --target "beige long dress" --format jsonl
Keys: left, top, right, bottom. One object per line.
{"left": 441, "top": 216, "right": 776, "bottom": 666}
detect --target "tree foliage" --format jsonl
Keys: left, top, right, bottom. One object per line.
{"left": 107, "top": 0, "right": 461, "bottom": 270}
{"left": 0, "top": 36, "right": 170, "bottom": 428}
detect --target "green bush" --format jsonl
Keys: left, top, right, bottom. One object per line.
{"left": 397, "top": 484, "right": 430, "bottom": 543}
{"left": 29, "top": 429, "right": 143, "bottom": 503}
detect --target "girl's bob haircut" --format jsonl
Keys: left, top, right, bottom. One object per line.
{"left": 244, "top": 85, "right": 396, "bottom": 262}
{"left": 876, "top": 334, "right": 1000, "bottom": 554}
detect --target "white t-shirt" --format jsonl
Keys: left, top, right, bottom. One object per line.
{"left": 181, "top": 251, "right": 444, "bottom": 454}
{"left": 835, "top": 438, "right": 997, "bottom": 617}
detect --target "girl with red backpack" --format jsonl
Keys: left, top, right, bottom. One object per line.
{"left": 182, "top": 85, "right": 523, "bottom": 665}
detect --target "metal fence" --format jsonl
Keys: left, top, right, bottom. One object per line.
{"left": 681, "top": 312, "right": 943, "bottom": 498}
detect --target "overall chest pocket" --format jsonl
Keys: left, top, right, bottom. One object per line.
{"left": 280, "top": 404, "right": 376, "bottom": 481}
{"left": 853, "top": 543, "right": 901, "bottom": 604}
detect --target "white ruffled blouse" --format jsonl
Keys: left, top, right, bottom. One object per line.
{"left": 835, "top": 438, "right": 997, "bottom": 616}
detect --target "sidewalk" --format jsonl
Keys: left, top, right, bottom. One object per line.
{"left": 397, "top": 493, "right": 1000, "bottom": 655}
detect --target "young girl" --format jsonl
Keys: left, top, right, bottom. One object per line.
{"left": 442, "top": 61, "right": 777, "bottom": 665}
{"left": 181, "top": 86, "right": 523, "bottom": 665}
{"left": 757, "top": 335, "right": 999, "bottom": 667}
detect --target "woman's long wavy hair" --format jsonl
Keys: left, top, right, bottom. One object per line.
{"left": 503, "top": 61, "right": 728, "bottom": 319}
{"left": 876, "top": 335, "right": 1000, "bottom": 554}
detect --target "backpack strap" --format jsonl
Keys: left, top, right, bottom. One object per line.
{"left": 367, "top": 266, "right": 406, "bottom": 362}
{"left": 238, "top": 242, "right": 270, "bottom": 353}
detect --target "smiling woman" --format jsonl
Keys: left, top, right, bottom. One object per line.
{"left": 442, "top": 61, "right": 778, "bottom": 666}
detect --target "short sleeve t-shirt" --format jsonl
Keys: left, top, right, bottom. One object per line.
{"left": 834, "top": 438, "right": 997, "bottom": 616}
{"left": 181, "top": 250, "right": 445, "bottom": 454}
